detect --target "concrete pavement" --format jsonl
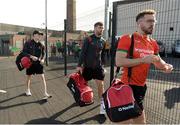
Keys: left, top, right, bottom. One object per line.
{"left": 0, "top": 57, "right": 111, "bottom": 124}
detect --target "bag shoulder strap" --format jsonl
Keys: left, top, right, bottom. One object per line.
{"left": 115, "top": 35, "right": 134, "bottom": 71}
{"left": 128, "top": 34, "right": 134, "bottom": 82}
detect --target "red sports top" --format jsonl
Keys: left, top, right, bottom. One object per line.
{"left": 117, "top": 32, "right": 159, "bottom": 86}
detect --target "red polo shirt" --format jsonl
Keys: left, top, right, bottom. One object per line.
{"left": 117, "top": 32, "right": 159, "bottom": 86}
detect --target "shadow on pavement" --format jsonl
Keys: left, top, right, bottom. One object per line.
{"left": 25, "top": 103, "right": 105, "bottom": 124}
{"left": 0, "top": 94, "right": 48, "bottom": 110}
{"left": 5, "top": 75, "right": 64, "bottom": 90}
{"left": 25, "top": 103, "right": 77, "bottom": 124}
{"left": 0, "top": 93, "right": 26, "bottom": 104}
{"left": 64, "top": 104, "right": 107, "bottom": 124}
{"left": 25, "top": 117, "right": 65, "bottom": 124}
{"left": 164, "top": 87, "right": 180, "bottom": 109}
{"left": 72, "top": 114, "right": 106, "bottom": 124}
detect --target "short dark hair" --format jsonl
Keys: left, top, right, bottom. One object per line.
{"left": 33, "top": 30, "right": 40, "bottom": 35}
{"left": 39, "top": 31, "right": 43, "bottom": 36}
{"left": 136, "top": 9, "right": 156, "bottom": 22}
{"left": 94, "top": 22, "right": 103, "bottom": 27}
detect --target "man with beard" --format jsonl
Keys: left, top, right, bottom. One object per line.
{"left": 115, "top": 9, "right": 173, "bottom": 124}
{"left": 77, "top": 22, "right": 106, "bottom": 116}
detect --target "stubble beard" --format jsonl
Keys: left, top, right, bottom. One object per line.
{"left": 143, "top": 27, "right": 154, "bottom": 35}
{"left": 97, "top": 31, "right": 103, "bottom": 36}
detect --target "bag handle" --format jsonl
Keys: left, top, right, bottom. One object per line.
{"left": 111, "top": 79, "right": 121, "bottom": 86}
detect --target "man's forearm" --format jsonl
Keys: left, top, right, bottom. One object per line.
{"left": 41, "top": 53, "right": 46, "bottom": 60}
{"left": 116, "top": 58, "right": 143, "bottom": 67}
{"left": 77, "top": 39, "right": 88, "bottom": 67}
{"left": 41, "top": 49, "right": 46, "bottom": 60}
{"left": 101, "top": 49, "right": 106, "bottom": 65}
{"left": 153, "top": 58, "right": 166, "bottom": 70}
{"left": 78, "top": 57, "right": 83, "bottom": 67}
{"left": 78, "top": 51, "right": 84, "bottom": 67}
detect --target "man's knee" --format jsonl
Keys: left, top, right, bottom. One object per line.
{"left": 96, "top": 80, "right": 104, "bottom": 87}
{"left": 132, "top": 111, "right": 146, "bottom": 124}
{"left": 39, "top": 74, "right": 45, "bottom": 79}
{"left": 27, "top": 75, "right": 31, "bottom": 79}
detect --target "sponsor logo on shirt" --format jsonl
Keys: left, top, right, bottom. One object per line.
{"left": 135, "top": 48, "right": 154, "bottom": 57}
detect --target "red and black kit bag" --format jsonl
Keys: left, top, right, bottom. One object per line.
{"left": 67, "top": 72, "right": 94, "bottom": 107}
{"left": 102, "top": 79, "right": 142, "bottom": 122}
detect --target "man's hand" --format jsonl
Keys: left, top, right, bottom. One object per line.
{"left": 40, "top": 59, "right": 45, "bottom": 64}
{"left": 30, "top": 55, "right": 38, "bottom": 61}
{"left": 76, "top": 66, "right": 83, "bottom": 74}
{"left": 162, "top": 63, "right": 173, "bottom": 73}
{"left": 142, "top": 55, "right": 160, "bottom": 64}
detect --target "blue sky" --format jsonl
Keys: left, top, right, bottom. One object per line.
{"left": 0, "top": 0, "right": 118, "bottom": 31}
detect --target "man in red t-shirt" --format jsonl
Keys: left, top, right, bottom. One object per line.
{"left": 116, "top": 9, "right": 173, "bottom": 124}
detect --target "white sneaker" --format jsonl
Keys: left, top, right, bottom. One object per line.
{"left": 0, "top": 89, "right": 7, "bottom": 93}
{"left": 100, "top": 100, "right": 106, "bottom": 114}
{"left": 43, "top": 93, "right": 52, "bottom": 99}
{"left": 25, "top": 89, "right": 32, "bottom": 96}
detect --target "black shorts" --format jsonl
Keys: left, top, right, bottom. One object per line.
{"left": 26, "top": 63, "right": 44, "bottom": 75}
{"left": 82, "top": 67, "right": 105, "bottom": 81}
{"left": 129, "top": 84, "right": 147, "bottom": 110}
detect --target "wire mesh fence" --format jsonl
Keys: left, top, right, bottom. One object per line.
{"left": 47, "top": 6, "right": 107, "bottom": 74}
{"left": 46, "top": 0, "right": 180, "bottom": 123}
{"left": 112, "top": 0, "right": 180, "bottom": 124}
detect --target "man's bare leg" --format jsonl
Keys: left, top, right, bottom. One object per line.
{"left": 95, "top": 79, "right": 105, "bottom": 114}
{"left": 116, "top": 119, "right": 133, "bottom": 124}
{"left": 132, "top": 110, "right": 146, "bottom": 124}
{"left": 25, "top": 75, "right": 32, "bottom": 96}
{"left": 40, "top": 74, "right": 51, "bottom": 98}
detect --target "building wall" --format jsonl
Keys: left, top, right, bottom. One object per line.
{"left": 0, "top": 35, "right": 13, "bottom": 56}
{"left": 0, "top": 23, "right": 32, "bottom": 35}
{"left": 0, "top": 23, "right": 58, "bottom": 36}
{"left": 13, "top": 35, "right": 28, "bottom": 49}
{"left": 0, "top": 23, "right": 87, "bottom": 55}
{"left": 48, "top": 37, "right": 63, "bottom": 45}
